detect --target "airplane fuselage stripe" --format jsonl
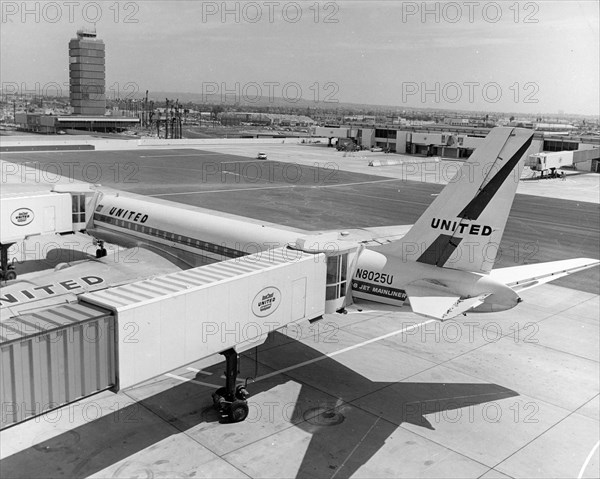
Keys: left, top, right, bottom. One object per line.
{"left": 92, "top": 213, "right": 246, "bottom": 260}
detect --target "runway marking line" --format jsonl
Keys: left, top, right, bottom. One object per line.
{"left": 151, "top": 185, "right": 294, "bottom": 196}
{"left": 139, "top": 154, "right": 225, "bottom": 158}
{"left": 252, "top": 319, "right": 436, "bottom": 383}
{"left": 187, "top": 367, "right": 213, "bottom": 376}
{"left": 164, "top": 320, "right": 435, "bottom": 387}
{"left": 165, "top": 373, "right": 219, "bottom": 389}
{"left": 150, "top": 178, "right": 401, "bottom": 197}
{"left": 578, "top": 440, "right": 599, "bottom": 479}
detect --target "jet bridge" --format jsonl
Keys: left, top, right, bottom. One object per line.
{"left": 0, "top": 184, "right": 97, "bottom": 280}
{"left": 1, "top": 246, "right": 328, "bottom": 428}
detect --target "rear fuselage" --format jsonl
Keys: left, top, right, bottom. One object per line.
{"left": 353, "top": 248, "right": 520, "bottom": 313}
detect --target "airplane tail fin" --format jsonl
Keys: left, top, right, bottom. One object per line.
{"left": 377, "top": 127, "right": 534, "bottom": 274}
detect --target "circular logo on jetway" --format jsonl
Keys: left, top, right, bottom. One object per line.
{"left": 252, "top": 287, "right": 281, "bottom": 317}
{"left": 10, "top": 208, "right": 34, "bottom": 226}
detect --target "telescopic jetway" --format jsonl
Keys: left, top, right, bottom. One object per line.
{"left": 0, "top": 184, "right": 97, "bottom": 281}
{"left": 1, "top": 246, "right": 341, "bottom": 428}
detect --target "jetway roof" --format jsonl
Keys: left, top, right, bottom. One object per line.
{"left": 81, "top": 247, "right": 314, "bottom": 311}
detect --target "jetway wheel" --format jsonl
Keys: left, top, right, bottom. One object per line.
{"left": 212, "top": 348, "right": 250, "bottom": 422}
{"left": 212, "top": 387, "right": 228, "bottom": 409}
{"left": 212, "top": 388, "right": 249, "bottom": 423}
{"left": 229, "top": 400, "right": 249, "bottom": 423}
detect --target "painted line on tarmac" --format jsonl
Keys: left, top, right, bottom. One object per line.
{"left": 315, "top": 178, "right": 401, "bottom": 189}
{"left": 149, "top": 178, "right": 401, "bottom": 197}
{"left": 187, "top": 367, "right": 213, "bottom": 376}
{"left": 165, "top": 373, "right": 220, "bottom": 388}
{"left": 220, "top": 160, "right": 270, "bottom": 164}
{"left": 150, "top": 185, "right": 294, "bottom": 196}
{"left": 252, "top": 319, "right": 436, "bottom": 383}
{"left": 165, "top": 320, "right": 434, "bottom": 387}
{"left": 578, "top": 440, "right": 599, "bottom": 479}
{"left": 139, "top": 153, "right": 224, "bottom": 158}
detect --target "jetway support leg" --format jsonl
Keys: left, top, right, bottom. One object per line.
{"left": 212, "top": 348, "right": 249, "bottom": 423}
{"left": 0, "top": 243, "right": 16, "bottom": 281}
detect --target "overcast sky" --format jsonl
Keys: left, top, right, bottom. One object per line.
{"left": 1, "top": 1, "right": 598, "bottom": 115}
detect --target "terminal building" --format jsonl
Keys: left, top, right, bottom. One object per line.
{"left": 311, "top": 125, "right": 600, "bottom": 172}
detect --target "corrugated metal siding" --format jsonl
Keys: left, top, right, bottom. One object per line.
{"left": 82, "top": 247, "right": 308, "bottom": 310}
{"left": 0, "top": 303, "right": 116, "bottom": 429}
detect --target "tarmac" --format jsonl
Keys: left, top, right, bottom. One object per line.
{"left": 0, "top": 139, "right": 598, "bottom": 478}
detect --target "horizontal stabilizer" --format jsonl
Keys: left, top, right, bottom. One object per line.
{"left": 490, "top": 258, "right": 600, "bottom": 292}
{"left": 405, "top": 280, "right": 491, "bottom": 321}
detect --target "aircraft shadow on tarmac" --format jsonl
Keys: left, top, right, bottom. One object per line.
{"left": 0, "top": 332, "right": 518, "bottom": 479}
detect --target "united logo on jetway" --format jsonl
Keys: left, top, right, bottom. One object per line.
{"left": 0, "top": 276, "right": 105, "bottom": 306}
{"left": 252, "top": 287, "right": 281, "bottom": 317}
{"left": 10, "top": 208, "right": 34, "bottom": 226}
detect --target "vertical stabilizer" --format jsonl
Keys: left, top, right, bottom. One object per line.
{"left": 377, "top": 127, "right": 534, "bottom": 273}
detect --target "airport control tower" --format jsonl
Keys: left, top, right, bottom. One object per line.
{"left": 68, "top": 28, "right": 106, "bottom": 115}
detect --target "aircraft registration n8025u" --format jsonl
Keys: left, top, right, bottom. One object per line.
{"left": 2, "top": 127, "right": 598, "bottom": 321}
